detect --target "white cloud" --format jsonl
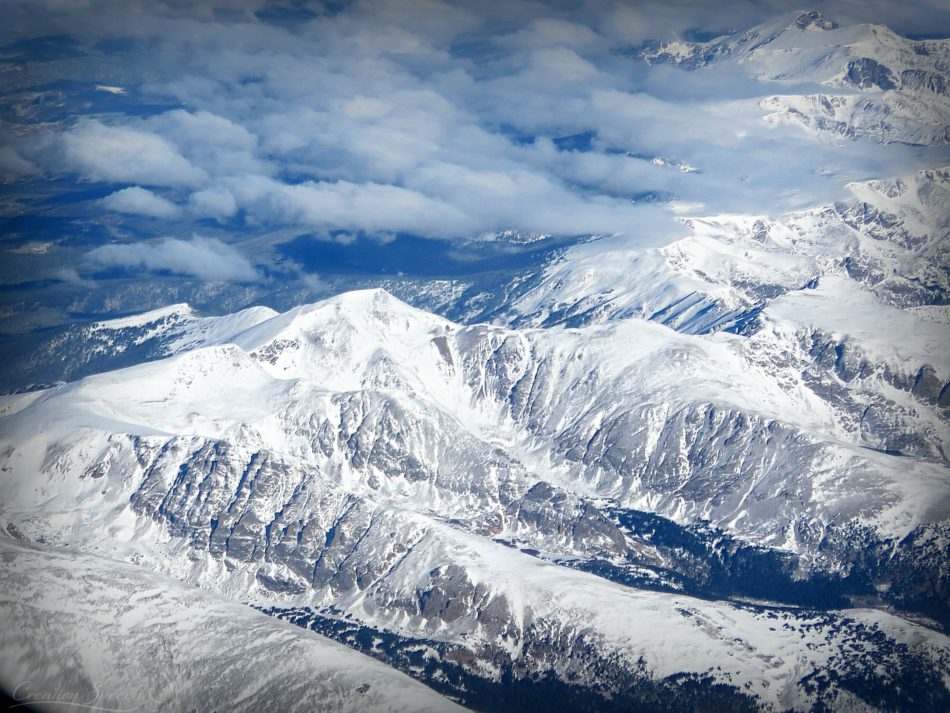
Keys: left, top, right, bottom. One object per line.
{"left": 58, "top": 120, "right": 208, "bottom": 187}
{"left": 225, "top": 174, "right": 474, "bottom": 236}
{"left": 144, "top": 109, "right": 268, "bottom": 177}
{"left": 87, "top": 236, "right": 258, "bottom": 281}
{"left": 299, "top": 271, "right": 327, "bottom": 292}
{"left": 495, "top": 17, "right": 605, "bottom": 52}
{"left": 189, "top": 186, "right": 238, "bottom": 220}
{"left": 52, "top": 267, "right": 97, "bottom": 289}
{"left": 7, "top": 0, "right": 946, "bottom": 245}
{"left": 101, "top": 187, "right": 182, "bottom": 219}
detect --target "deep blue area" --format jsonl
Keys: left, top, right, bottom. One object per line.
{"left": 553, "top": 131, "right": 596, "bottom": 151}
{"left": 495, "top": 123, "right": 537, "bottom": 146}
{"left": 278, "top": 231, "right": 579, "bottom": 278}
{"left": 0, "top": 34, "right": 83, "bottom": 62}
{"left": 0, "top": 80, "right": 181, "bottom": 127}
{"left": 255, "top": 2, "right": 319, "bottom": 25}
{"left": 0, "top": 211, "right": 112, "bottom": 248}
{"left": 1, "top": 215, "right": 97, "bottom": 248}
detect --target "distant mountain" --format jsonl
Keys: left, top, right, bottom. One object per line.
{"left": 642, "top": 11, "right": 950, "bottom": 144}
{"left": 509, "top": 168, "right": 950, "bottom": 331}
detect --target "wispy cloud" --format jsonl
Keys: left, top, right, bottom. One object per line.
{"left": 87, "top": 237, "right": 259, "bottom": 282}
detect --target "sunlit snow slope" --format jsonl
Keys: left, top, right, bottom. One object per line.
{"left": 0, "top": 536, "right": 468, "bottom": 713}
{"left": 1, "top": 286, "right": 948, "bottom": 711}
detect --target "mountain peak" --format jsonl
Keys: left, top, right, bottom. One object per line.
{"left": 226, "top": 288, "right": 455, "bottom": 383}
{"left": 791, "top": 10, "right": 839, "bottom": 31}
{"left": 325, "top": 286, "right": 402, "bottom": 308}
{"left": 294, "top": 287, "right": 444, "bottom": 328}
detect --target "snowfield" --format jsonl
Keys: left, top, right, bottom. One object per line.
{"left": 0, "top": 536, "right": 469, "bottom": 713}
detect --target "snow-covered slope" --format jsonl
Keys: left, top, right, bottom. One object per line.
{"left": 506, "top": 169, "right": 950, "bottom": 468}
{"left": 2, "top": 301, "right": 280, "bottom": 393}
{"left": 0, "top": 536, "right": 467, "bottom": 713}
{"left": 3, "top": 288, "right": 945, "bottom": 546}
{"left": 642, "top": 11, "right": 950, "bottom": 144}
{"left": 513, "top": 168, "right": 950, "bottom": 330}
{"left": 1, "top": 287, "right": 948, "bottom": 710}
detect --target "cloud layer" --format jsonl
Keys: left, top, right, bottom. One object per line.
{"left": 3, "top": 0, "right": 948, "bottom": 280}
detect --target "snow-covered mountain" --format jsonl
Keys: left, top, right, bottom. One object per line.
{"left": 0, "top": 536, "right": 467, "bottom": 713}
{"left": 642, "top": 11, "right": 950, "bottom": 144}
{"left": 512, "top": 168, "right": 950, "bottom": 327}
{"left": 2, "top": 174, "right": 947, "bottom": 713}
{"left": 508, "top": 169, "right": 950, "bottom": 458}
{"left": 1, "top": 8, "right": 948, "bottom": 713}
{"left": 1, "top": 284, "right": 948, "bottom": 710}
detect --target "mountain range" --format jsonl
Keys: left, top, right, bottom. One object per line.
{"left": 1, "top": 8, "right": 948, "bottom": 713}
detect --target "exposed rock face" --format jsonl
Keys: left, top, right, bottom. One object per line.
{"left": 900, "top": 69, "right": 947, "bottom": 95}
{"left": 844, "top": 58, "right": 897, "bottom": 90}
{"left": 792, "top": 11, "right": 839, "bottom": 32}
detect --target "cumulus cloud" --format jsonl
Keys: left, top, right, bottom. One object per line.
{"left": 101, "top": 187, "right": 182, "bottom": 219}
{"left": 189, "top": 186, "right": 238, "bottom": 220}
{"left": 87, "top": 236, "right": 258, "bottom": 281}
{"left": 224, "top": 174, "right": 475, "bottom": 236}
{"left": 58, "top": 120, "right": 208, "bottom": 187}
{"left": 5, "top": 0, "right": 948, "bottom": 248}
{"left": 144, "top": 109, "right": 268, "bottom": 177}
